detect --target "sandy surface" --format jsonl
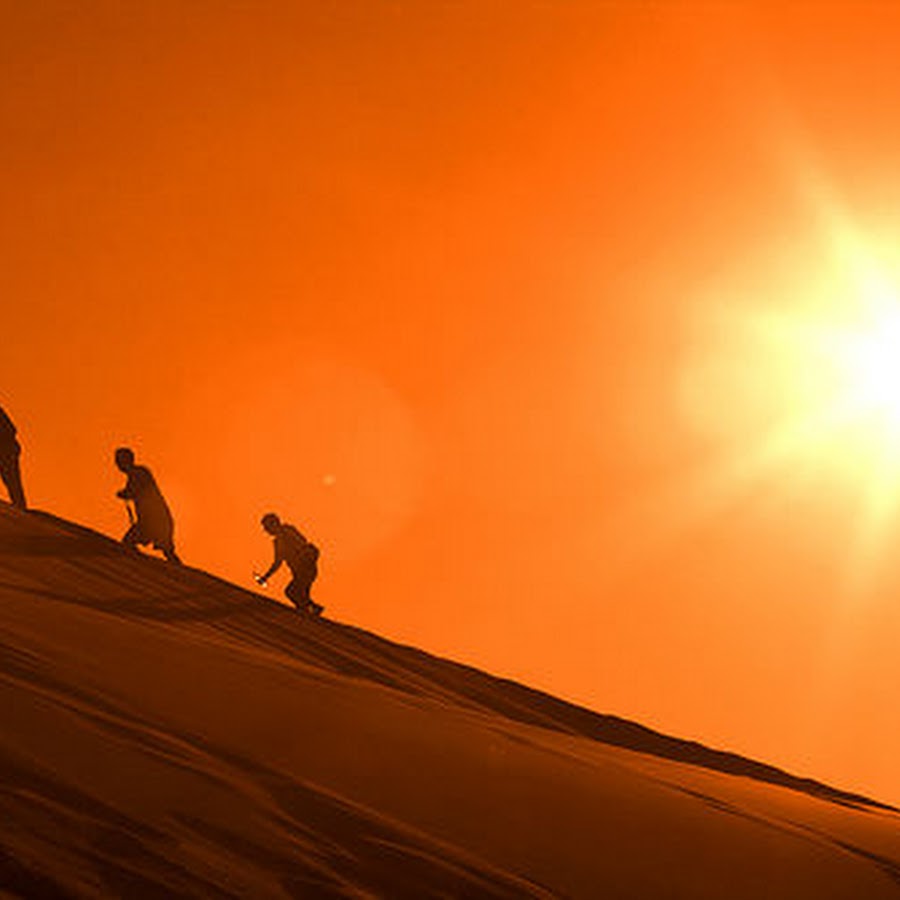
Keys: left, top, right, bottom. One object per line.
{"left": 1, "top": 505, "right": 898, "bottom": 898}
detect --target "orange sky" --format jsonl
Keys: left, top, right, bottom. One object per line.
{"left": 3, "top": 1, "right": 900, "bottom": 805}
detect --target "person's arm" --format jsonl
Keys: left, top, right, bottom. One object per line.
{"left": 257, "top": 544, "right": 284, "bottom": 584}
{"left": 117, "top": 472, "right": 136, "bottom": 500}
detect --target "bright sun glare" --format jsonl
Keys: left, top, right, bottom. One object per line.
{"left": 779, "top": 282, "right": 900, "bottom": 458}
{"left": 681, "top": 211, "right": 900, "bottom": 573}
{"left": 839, "top": 307, "right": 900, "bottom": 431}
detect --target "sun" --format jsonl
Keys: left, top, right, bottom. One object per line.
{"left": 678, "top": 223, "right": 900, "bottom": 577}
{"left": 682, "top": 273, "right": 900, "bottom": 461}
{"left": 835, "top": 305, "right": 900, "bottom": 436}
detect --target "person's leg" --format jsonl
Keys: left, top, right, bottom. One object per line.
{"left": 8, "top": 454, "right": 25, "bottom": 509}
{"left": 287, "top": 576, "right": 322, "bottom": 615}
{"left": 122, "top": 523, "right": 141, "bottom": 548}
{"left": 286, "top": 578, "right": 321, "bottom": 613}
{"left": 304, "top": 566, "right": 323, "bottom": 615}
{"left": 0, "top": 453, "right": 26, "bottom": 509}
{"left": 0, "top": 457, "right": 14, "bottom": 504}
{"left": 162, "top": 544, "right": 182, "bottom": 564}
{"left": 284, "top": 578, "right": 305, "bottom": 610}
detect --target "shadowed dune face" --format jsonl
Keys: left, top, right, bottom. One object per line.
{"left": 1, "top": 505, "right": 899, "bottom": 898}
{"left": 0, "top": 742, "right": 539, "bottom": 899}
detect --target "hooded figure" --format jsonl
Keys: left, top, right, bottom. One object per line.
{"left": 0, "top": 404, "right": 26, "bottom": 509}
{"left": 115, "top": 447, "right": 180, "bottom": 563}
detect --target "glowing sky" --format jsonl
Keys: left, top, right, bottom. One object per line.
{"left": 3, "top": 1, "right": 900, "bottom": 805}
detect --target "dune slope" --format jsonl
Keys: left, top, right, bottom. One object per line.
{"left": 0, "top": 505, "right": 898, "bottom": 898}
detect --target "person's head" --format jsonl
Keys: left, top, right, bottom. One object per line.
{"left": 261, "top": 512, "right": 281, "bottom": 535}
{"left": 114, "top": 447, "right": 135, "bottom": 472}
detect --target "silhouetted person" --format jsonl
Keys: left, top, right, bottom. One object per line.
{"left": 0, "top": 404, "right": 26, "bottom": 509}
{"left": 255, "top": 512, "right": 323, "bottom": 615}
{"left": 115, "top": 447, "right": 181, "bottom": 563}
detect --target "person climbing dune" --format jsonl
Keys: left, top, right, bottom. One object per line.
{"left": 114, "top": 447, "right": 181, "bottom": 563}
{"left": 254, "top": 512, "right": 323, "bottom": 615}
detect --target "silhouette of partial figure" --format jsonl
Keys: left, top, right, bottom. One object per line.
{"left": 255, "top": 512, "right": 323, "bottom": 615}
{"left": 114, "top": 447, "right": 181, "bottom": 563}
{"left": 0, "top": 404, "right": 26, "bottom": 509}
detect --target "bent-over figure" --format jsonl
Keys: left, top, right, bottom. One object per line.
{"left": 255, "top": 512, "right": 323, "bottom": 615}
{"left": 115, "top": 447, "right": 181, "bottom": 563}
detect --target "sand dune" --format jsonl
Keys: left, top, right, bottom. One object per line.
{"left": 1, "top": 505, "right": 898, "bottom": 898}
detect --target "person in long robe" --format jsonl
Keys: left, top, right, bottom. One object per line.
{"left": 115, "top": 447, "right": 181, "bottom": 563}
